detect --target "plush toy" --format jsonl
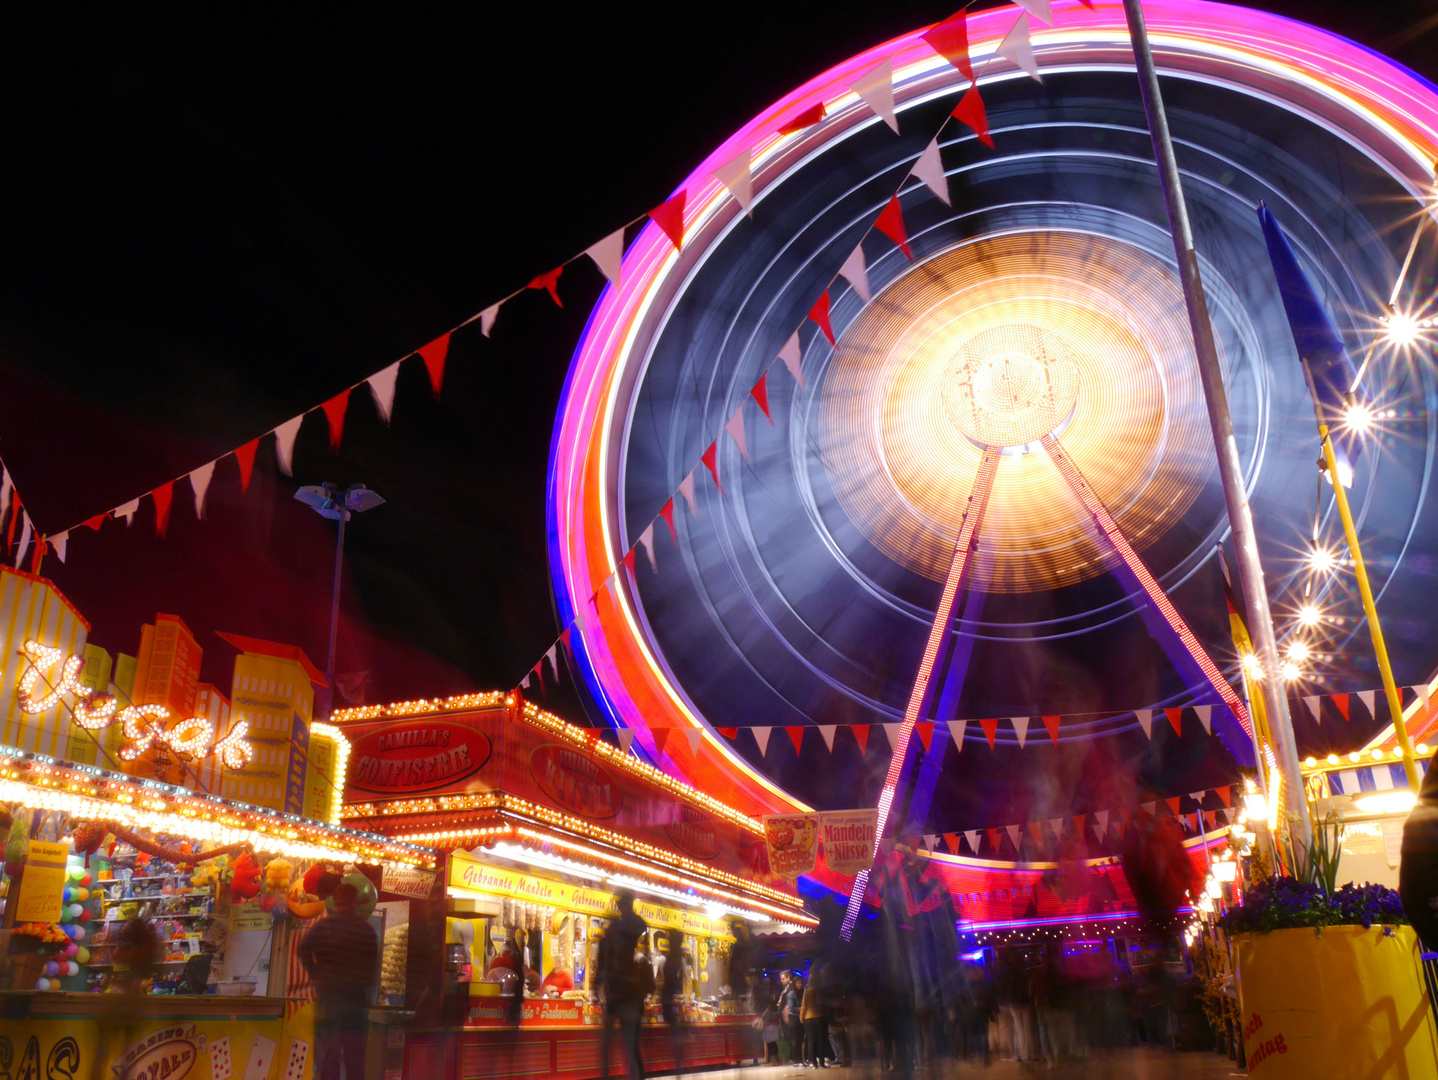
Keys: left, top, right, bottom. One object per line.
{"left": 71, "top": 821, "right": 107, "bottom": 860}
{"left": 230, "top": 852, "right": 262, "bottom": 901}
{"left": 4, "top": 816, "right": 29, "bottom": 877}
{"left": 286, "top": 877, "right": 327, "bottom": 919}
{"left": 264, "top": 858, "right": 292, "bottom": 896}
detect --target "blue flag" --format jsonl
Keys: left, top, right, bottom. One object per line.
{"left": 1258, "top": 203, "right": 1359, "bottom": 485}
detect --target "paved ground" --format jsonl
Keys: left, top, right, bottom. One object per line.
{"left": 647, "top": 1051, "right": 1244, "bottom": 1079}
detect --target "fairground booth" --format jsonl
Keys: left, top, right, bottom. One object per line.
{"left": 0, "top": 565, "right": 436, "bottom": 1080}
{"left": 332, "top": 691, "right": 815, "bottom": 1080}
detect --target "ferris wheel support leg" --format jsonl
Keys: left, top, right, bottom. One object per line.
{"left": 839, "top": 449, "right": 1000, "bottom": 941}
{"left": 1123, "top": 0, "right": 1309, "bottom": 851}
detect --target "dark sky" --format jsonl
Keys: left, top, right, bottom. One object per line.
{"left": 0, "top": 2, "right": 1434, "bottom": 707}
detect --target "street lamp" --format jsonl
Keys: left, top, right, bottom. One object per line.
{"left": 294, "top": 482, "right": 385, "bottom": 717}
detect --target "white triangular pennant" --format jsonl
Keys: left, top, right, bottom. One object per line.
{"left": 778, "top": 331, "right": 804, "bottom": 387}
{"left": 188, "top": 461, "right": 216, "bottom": 520}
{"left": 997, "top": 13, "right": 1042, "bottom": 81}
{"left": 678, "top": 472, "right": 697, "bottom": 514}
{"left": 1049, "top": 817, "right": 1063, "bottom": 840}
{"left": 1357, "top": 689, "right": 1377, "bottom": 718}
{"left": 480, "top": 302, "right": 501, "bottom": 338}
{"left": 1303, "top": 695, "right": 1322, "bottom": 723}
{"left": 948, "top": 719, "right": 968, "bottom": 750}
{"left": 753, "top": 727, "right": 772, "bottom": 756}
{"left": 618, "top": 729, "right": 636, "bottom": 754}
{"left": 1013, "top": 0, "right": 1052, "bottom": 25}
{"left": 637, "top": 524, "right": 657, "bottom": 571}
{"left": 714, "top": 149, "right": 754, "bottom": 215}
{"left": 1418, "top": 684, "right": 1432, "bottom": 713}
{"left": 850, "top": 58, "right": 898, "bottom": 133}
{"left": 964, "top": 829, "right": 980, "bottom": 853}
{"left": 520, "top": 672, "right": 531, "bottom": 689}
{"left": 1011, "top": 716, "right": 1029, "bottom": 748}
{"left": 1135, "top": 709, "right": 1153, "bottom": 739}
{"left": 838, "top": 244, "right": 871, "bottom": 303}
{"left": 1194, "top": 704, "right": 1212, "bottom": 734}
{"left": 50, "top": 531, "right": 68, "bottom": 564}
{"left": 1189, "top": 792, "right": 1206, "bottom": 806}
{"left": 911, "top": 138, "right": 951, "bottom": 206}
{"left": 818, "top": 725, "right": 837, "bottom": 751}
{"left": 115, "top": 499, "right": 140, "bottom": 526}
{"left": 544, "top": 644, "right": 559, "bottom": 676}
{"left": 922, "top": 834, "right": 939, "bottom": 852}
{"left": 15, "top": 514, "right": 32, "bottom": 569}
{"left": 725, "top": 410, "right": 749, "bottom": 461}
{"left": 367, "top": 361, "right": 401, "bottom": 424}
{"left": 273, "top": 416, "right": 304, "bottom": 477}
{"left": 1004, "top": 824, "right": 1021, "bottom": 849}
{"left": 1095, "top": 810, "right": 1110, "bottom": 836}
{"left": 586, "top": 228, "right": 626, "bottom": 289}
{"left": 684, "top": 728, "right": 702, "bottom": 753}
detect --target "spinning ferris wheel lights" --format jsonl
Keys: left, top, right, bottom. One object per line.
{"left": 1307, "top": 545, "right": 1339, "bottom": 574}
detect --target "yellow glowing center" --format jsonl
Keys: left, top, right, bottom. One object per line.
{"left": 942, "top": 324, "right": 1081, "bottom": 447}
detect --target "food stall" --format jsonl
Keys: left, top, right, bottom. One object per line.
{"left": 0, "top": 744, "right": 436, "bottom": 1080}
{"left": 334, "top": 691, "right": 816, "bottom": 1080}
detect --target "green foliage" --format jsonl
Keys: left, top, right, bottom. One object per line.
{"left": 1296, "top": 815, "right": 1342, "bottom": 895}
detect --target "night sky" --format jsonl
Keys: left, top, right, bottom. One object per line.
{"left": 0, "top": 2, "right": 1434, "bottom": 714}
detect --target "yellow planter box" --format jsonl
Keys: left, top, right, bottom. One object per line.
{"left": 1234, "top": 925, "right": 1438, "bottom": 1078}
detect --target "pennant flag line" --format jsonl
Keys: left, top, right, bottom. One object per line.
{"left": 367, "top": 363, "right": 400, "bottom": 424}
{"left": 851, "top": 59, "right": 898, "bottom": 133}
{"left": 912, "top": 138, "right": 951, "bottom": 206}
{"left": 779, "top": 332, "right": 804, "bottom": 387}
{"left": 714, "top": 150, "right": 754, "bottom": 215}
{"left": 751, "top": 373, "right": 773, "bottom": 424}
{"left": 924, "top": 8, "right": 974, "bottom": 82}
{"left": 190, "top": 462, "right": 215, "bottom": 520}
{"left": 838, "top": 245, "right": 872, "bottom": 303}
{"left": 996, "top": 13, "right": 1042, "bottom": 82}
{"left": 417, "top": 333, "right": 450, "bottom": 397}
{"left": 586, "top": 228, "right": 626, "bottom": 288}
{"left": 952, "top": 84, "right": 993, "bottom": 148}
{"left": 874, "top": 194, "right": 913, "bottom": 259}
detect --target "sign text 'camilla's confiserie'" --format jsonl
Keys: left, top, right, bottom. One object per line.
{"left": 349, "top": 720, "right": 491, "bottom": 794}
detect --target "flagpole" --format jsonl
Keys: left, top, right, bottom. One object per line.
{"left": 1122, "top": 0, "right": 1310, "bottom": 849}
{"left": 1300, "top": 361, "right": 1421, "bottom": 788}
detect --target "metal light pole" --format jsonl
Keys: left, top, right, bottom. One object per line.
{"left": 295, "top": 482, "right": 385, "bottom": 717}
{"left": 1122, "top": 0, "right": 1310, "bottom": 848}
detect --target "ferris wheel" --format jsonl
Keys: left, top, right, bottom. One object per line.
{"left": 547, "top": 0, "right": 1438, "bottom": 822}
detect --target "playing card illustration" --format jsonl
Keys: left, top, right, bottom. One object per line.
{"left": 241, "top": 1035, "right": 276, "bottom": 1080}
{"left": 209, "top": 1036, "right": 234, "bottom": 1080}
{"left": 282, "top": 1039, "right": 310, "bottom": 1080}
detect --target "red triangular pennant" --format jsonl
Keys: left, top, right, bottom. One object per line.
{"left": 1029, "top": 822, "right": 1045, "bottom": 845}
{"left": 808, "top": 291, "right": 836, "bottom": 346}
{"left": 1165, "top": 797, "right": 1181, "bottom": 816}
{"left": 153, "top": 482, "right": 174, "bottom": 539}
{"left": 1216, "top": 785, "right": 1232, "bottom": 808}
{"left": 717, "top": 727, "right": 738, "bottom": 739}
{"left": 234, "top": 439, "right": 259, "bottom": 492}
{"left": 649, "top": 191, "right": 687, "bottom": 252}
{"left": 785, "top": 726, "right": 805, "bottom": 753}
{"left": 659, "top": 499, "right": 678, "bottom": 544}
{"left": 979, "top": 716, "right": 998, "bottom": 748}
{"left": 1042, "top": 714, "right": 1060, "bottom": 745}
{"left": 951, "top": 84, "right": 993, "bottom": 148}
{"left": 701, "top": 442, "right": 722, "bottom": 493}
{"left": 1333, "top": 693, "right": 1350, "bottom": 721}
{"left": 852, "top": 724, "right": 870, "bottom": 754}
{"left": 321, "top": 388, "right": 350, "bottom": 448}
{"left": 82, "top": 513, "right": 107, "bottom": 531}
{"left": 751, "top": 373, "right": 773, "bottom": 424}
{"left": 943, "top": 833, "right": 959, "bottom": 855}
{"left": 6, "top": 493, "right": 19, "bottom": 552}
{"left": 418, "top": 332, "right": 451, "bottom": 397}
{"left": 915, "top": 721, "right": 934, "bottom": 752}
{"left": 873, "top": 194, "right": 913, "bottom": 260}
{"left": 1165, "top": 707, "right": 1182, "bottom": 735}
{"left": 652, "top": 727, "right": 671, "bottom": 756}
{"left": 529, "top": 267, "right": 564, "bottom": 307}
{"left": 923, "top": 8, "right": 974, "bottom": 81}
{"left": 620, "top": 548, "right": 637, "bottom": 579}
{"left": 31, "top": 537, "right": 43, "bottom": 574}
{"left": 778, "top": 101, "right": 826, "bottom": 135}
{"left": 985, "top": 828, "right": 1000, "bottom": 851}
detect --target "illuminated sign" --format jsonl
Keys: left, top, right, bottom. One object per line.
{"left": 349, "top": 720, "right": 491, "bottom": 794}
{"left": 18, "top": 642, "right": 252, "bottom": 768}
{"left": 529, "top": 743, "right": 622, "bottom": 818}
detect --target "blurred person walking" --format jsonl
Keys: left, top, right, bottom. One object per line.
{"left": 801, "top": 964, "right": 829, "bottom": 1067}
{"left": 660, "top": 928, "right": 688, "bottom": 1076}
{"left": 780, "top": 970, "right": 804, "bottom": 1064}
{"left": 598, "top": 889, "right": 649, "bottom": 1080}
{"left": 298, "top": 881, "right": 379, "bottom": 1080}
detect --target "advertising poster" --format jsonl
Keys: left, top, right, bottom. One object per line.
{"left": 14, "top": 839, "right": 68, "bottom": 923}
{"left": 818, "top": 810, "right": 879, "bottom": 876}
{"left": 761, "top": 814, "right": 820, "bottom": 878}
{"left": 0, "top": 1018, "right": 306, "bottom": 1080}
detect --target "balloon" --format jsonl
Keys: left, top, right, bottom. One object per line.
{"left": 68, "top": 865, "right": 84, "bottom": 881}
{"left": 79, "top": 873, "right": 91, "bottom": 886}
{"left": 35, "top": 978, "right": 49, "bottom": 991}
{"left": 43, "top": 961, "right": 58, "bottom": 977}
{"left": 63, "top": 943, "right": 78, "bottom": 957}
{"left": 77, "top": 908, "right": 91, "bottom": 922}
{"left": 66, "top": 961, "right": 79, "bottom": 977}
{"left": 69, "top": 903, "right": 83, "bottom": 918}
{"left": 75, "top": 946, "right": 90, "bottom": 964}
{"left": 62, "top": 887, "right": 74, "bottom": 902}
{"left": 75, "top": 887, "right": 88, "bottom": 901}
{"left": 70, "top": 925, "right": 85, "bottom": 941}
{"left": 58, "top": 910, "right": 72, "bottom": 924}
{"left": 324, "top": 873, "right": 378, "bottom": 919}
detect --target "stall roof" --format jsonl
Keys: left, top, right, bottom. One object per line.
{"left": 0, "top": 741, "right": 435, "bottom": 868}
